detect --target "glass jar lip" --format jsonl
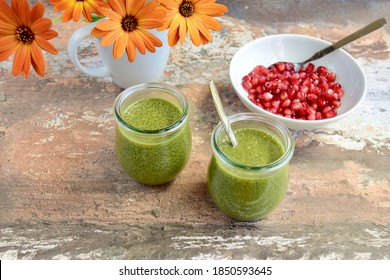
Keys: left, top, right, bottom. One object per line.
{"left": 113, "top": 82, "right": 189, "bottom": 135}
{"left": 212, "top": 113, "right": 295, "bottom": 171}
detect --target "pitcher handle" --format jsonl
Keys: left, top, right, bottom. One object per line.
{"left": 67, "top": 22, "right": 111, "bottom": 78}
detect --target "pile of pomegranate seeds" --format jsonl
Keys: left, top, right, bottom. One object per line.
{"left": 242, "top": 62, "right": 345, "bottom": 120}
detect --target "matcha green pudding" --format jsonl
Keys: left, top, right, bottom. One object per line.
{"left": 115, "top": 97, "right": 191, "bottom": 185}
{"left": 208, "top": 125, "right": 292, "bottom": 221}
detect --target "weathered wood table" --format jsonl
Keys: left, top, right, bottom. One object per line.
{"left": 1, "top": 0, "right": 389, "bottom": 259}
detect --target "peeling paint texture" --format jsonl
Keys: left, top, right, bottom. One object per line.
{"left": 0, "top": 0, "right": 389, "bottom": 260}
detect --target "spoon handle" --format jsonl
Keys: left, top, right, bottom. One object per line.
{"left": 209, "top": 81, "right": 238, "bottom": 147}
{"left": 303, "top": 17, "right": 387, "bottom": 64}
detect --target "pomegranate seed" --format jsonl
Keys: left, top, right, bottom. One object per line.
{"left": 317, "top": 66, "right": 328, "bottom": 76}
{"left": 331, "top": 93, "right": 340, "bottom": 101}
{"left": 291, "top": 101, "right": 303, "bottom": 111}
{"left": 310, "top": 73, "right": 319, "bottom": 80}
{"left": 282, "top": 99, "right": 291, "bottom": 108}
{"left": 258, "top": 75, "right": 267, "bottom": 85}
{"left": 290, "top": 72, "right": 300, "bottom": 81}
{"left": 327, "top": 72, "right": 336, "bottom": 82}
{"left": 275, "top": 62, "right": 286, "bottom": 72}
{"left": 324, "top": 108, "right": 337, "bottom": 118}
{"left": 263, "top": 101, "right": 272, "bottom": 108}
{"left": 331, "top": 100, "right": 341, "bottom": 109}
{"left": 318, "top": 80, "right": 329, "bottom": 91}
{"left": 272, "top": 100, "right": 281, "bottom": 108}
{"left": 302, "top": 79, "right": 312, "bottom": 87}
{"left": 317, "top": 98, "right": 328, "bottom": 109}
{"left": 305, "top": 63, "right": 315, "bottom": 73}
{"left": 297, "top": 91, "right": 306, "bottom": 102}
{"left": 256, "top": 86, "right": 264, "bottom": 94}
{"left": 280, "top": 91, "right": 288, "bottom": 101}
{"left": 242, "top": 81, "right": 252, "bottom": 90}
{"left": 283, "top": 108, "right": 292, "bottom": 116}
{"left": 263, "top": 92, "right": 273, "bottom": 101}
{"left": 307, "top": 93, "right": 318, "bottom": 102}
{"left": 299, "top": 72, "right": 307, "bottom": 79}
{"left": 287, "top": 89, "right": 296, "bottom": 99}
{"left": 278, "top": 82, "right": 288, "bottom": 91}
{"left": 306, "top": 106, "right": 315, "bottom": 115}
{"left": 251, "top": 77, "right": 259, "bottom": 87}
{"left": 311, "top": 86, "right": 321, "bottom": 96}
{"left": 242, "top": 62, "right": 345, "bottom": 120}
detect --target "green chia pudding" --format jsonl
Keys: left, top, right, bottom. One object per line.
{"left": 208, "top": 128, "right": 289, "bottom": 221}
{"left": 115, "top": 98, "right": 191, "bottom": 185}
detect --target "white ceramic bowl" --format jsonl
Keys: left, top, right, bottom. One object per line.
{"left": 229, "top": 34, "right": 367, "bottom": 130}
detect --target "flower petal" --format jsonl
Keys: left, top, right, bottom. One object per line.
{"left": 138, "top": 18, "right": 164, "bottom": 29}
{"left": 135, "top": 0, "right": 158, "bottom": 19}
{"left": 34, "top": 36, "right": 58, "bottom": 55}
{"left": 194, "top": 13, "right": 221, "bottom": 30}
{"left": 11, "top": 0, "right": 31, "bottom": 26}
{"left": 107, "top": 0, "right": 126, "bottom": 17}
{"left": 100, "top": 28, "right": 123, "bottom": 47}
{"left": 38, "top": 29, "right": 58, "bottom": 40}
{"left": 82, "top": 4, "right": 93, "bottom": 23}
{"left": 129, "top": 0, "right": 145, "bottom": 15}
{"left": 126, "top": 36, "right": 137, "bottom": 62}
{"left": 0, "top": 47, "right": 16, "bottom": 62}
{"left": 30, "top": 41, "right": 45, "bottom": 76}
{"left": 0, "top": 21, "right": 16, "bottom": 35}
{"left": 31, "top": 18, "right": 52, "bottom": 35}
{"left": 130, "top": 30, "right": 146, "bottom": 55}
{"left": 0, "top": 36, "right": 19, "bottom": 53}
{"left": 178, "top": 17, "right": 187, "bottom": 44}
{"left": 194, "top": 3, "right": 227, "bottom": 16}
{"left": 0, "top": 0, "right": 21, "bottom": 25}
{"left": 12, "top": 43, "right": 27, "bottom": 76}
{"left": 190, "top": 14, "right": 212, "bottom": 41}
{"left": 91, "top": 28, "right": 108, "bottom": 38}
{"left": 167, "top": 26, "right": 180, "bottom": 47}
{"left": 97, "top": 7, "right": 122, "bottom": 22}
{"left": 158, "top": 0, "right": 181, "bottom": 9}
{"left": 138, "top": 29, "right": 163, "bottom": 52}
{"left": 95, "top": 19, "right": 122, "bottom": 32}
{"left": 112, "top": 32, "right": 127, "bottom": 59}
{"left": 31, "top": 2, "right": 44, "bottom": 23}
{"left": 187, "top": 17, "right": 201, "bottom": 46}
{"left": 72, "top": 1, "right": 83, "bottom": 22}
{"left": 61, "top": 7, "right": 74, "bottom": 22}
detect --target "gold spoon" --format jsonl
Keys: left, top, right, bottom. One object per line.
{"left": 209, "top": 80, "right": 238, "bottom": 148}
{"left": 291, "top": 17, "right": 387, "bottom": 72}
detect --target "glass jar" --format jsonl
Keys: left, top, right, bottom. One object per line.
{"left": 113, "top": 83, "right": 192, "bottom": 185}
{"left": 208, "top": 113, "right": 295, "bottom": 221}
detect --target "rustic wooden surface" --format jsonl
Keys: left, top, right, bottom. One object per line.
{"left": 0, "top": 0, "right": 389, "bottom": 260}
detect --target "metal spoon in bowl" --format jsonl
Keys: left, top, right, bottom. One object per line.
{"left": 291, "top": 17, "right": 387, "bottom": 72}
{"left": 209, "top": 80, "right": 238, "bottom": 148}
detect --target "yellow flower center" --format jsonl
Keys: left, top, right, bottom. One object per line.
{"left": 179, "top": 1, "right": 194, "bottom": 17}
{"left": 121, "top": 15, "right": 138, "bottom": 32}
{"left": 16, "top": 26, "right": 35, "bottom": 44}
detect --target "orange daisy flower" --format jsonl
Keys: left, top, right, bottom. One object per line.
{"left": 91, "top": 0, "right": 165, "bottom": 62}
{"left": 0, "top": 0, "right": 58, "bottom": 77}
{"left": 158, "top": 0, "right": 227, "bottom": 47}
{"left": 50, "top": 0, "right": 109, "bottom": 23}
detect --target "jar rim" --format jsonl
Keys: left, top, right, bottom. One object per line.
{"left": 211, "top": 113, "right": 295, "bottom": 172}
{"left": 113, "top": 82, "right": 189, "bottom": 135}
